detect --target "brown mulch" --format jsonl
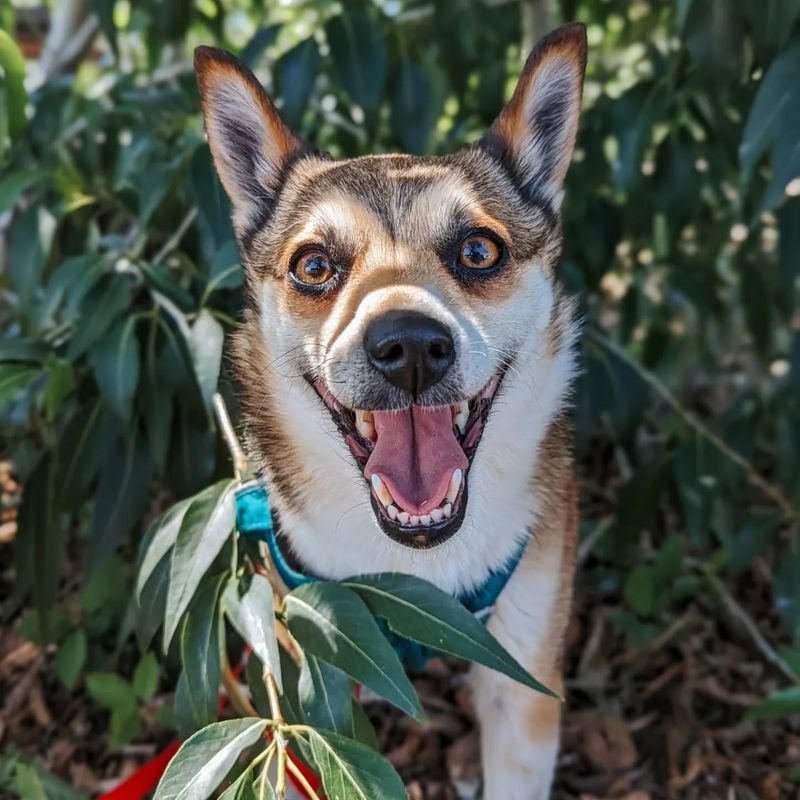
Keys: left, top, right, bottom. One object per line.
{"left": 1, "top": 458, "right": 798, "bottom": 799}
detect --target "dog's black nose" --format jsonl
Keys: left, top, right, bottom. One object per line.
{"left": 364, "top": 311, "right": 455, "bottom": 397}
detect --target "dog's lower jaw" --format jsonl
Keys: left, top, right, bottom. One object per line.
{"left": 472, "top": 421, "right": 577, "bottom": 800}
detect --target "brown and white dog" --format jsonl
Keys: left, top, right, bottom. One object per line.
{"left": 195, "top": 22, "right": 586, "bottom": 799}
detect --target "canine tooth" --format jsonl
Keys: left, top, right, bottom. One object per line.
{"left": 442, "top": 502, "right": 452, "bottom": 518}
{"left": 452, "top": 401, "right": 469, "bottom": 435}
{"left": 371, "top": 474, "right": 393, "bottom": 507}
{"left": 387, "top": 504, "right": 398, "bottom": 520}
{"left": 430, "top": 508, "right": 443, "bottom": 522}
{"left": 410, "top": 515, "right": 420, "bottom": 526}
{"left": 355, "top": 409, "right": 376, "bottom": 441}
{"left": 446, "top": 469, "right": 462, "bottom": 503}
{"left": 419, "top": 514, "right": 431, "bottom": 526}
{"left": 398, "top": 511, "right": 410, "bottom": 525}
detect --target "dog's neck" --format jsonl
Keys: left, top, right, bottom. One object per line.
{"left": 252, "top": 304, "right": 578, "bottom": 597}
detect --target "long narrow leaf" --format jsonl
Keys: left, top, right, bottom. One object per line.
{"left": 344, "top": 574, "right": 558, "bottom": 697}
{"left": 284, "top": 582, "right": 423, "bottom": 720}
{"left": 154, "top": 718, "right": 268, "bottom": 800}
{"left": 164, "top": 480, "right": 235, "bottom": 649}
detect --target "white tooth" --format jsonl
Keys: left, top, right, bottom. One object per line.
{"left": 387, "top": 505, "right": 398, "bottom": 520}
{"left": 398, "top": 511, "right": 410, "bottom": 525}
{"left": 419, "top": 514, "right": 431, "bottom": 526}
{"left": 355, "top": 409, "right": 376, "bottom": 441}
{"left": 430, "top": 508, "right": 443, "bottom": 522}
{"left": 452, "top": 401, "right": 469, "bottom": 435}
{"left": 410, "top": 515, "right": 420, "bottom": 526}
{"left": 446, "top": 469, "right": 462, "bottom": 503}
{"left": 442, "top": 502, "right": 452, "bottom": 518}
{"left": 371, "top": 474, "right": 393, "bottom": 507}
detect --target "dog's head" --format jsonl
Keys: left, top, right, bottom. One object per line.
{"left": 195, "top": 24, "right": 586, "bottom": 576}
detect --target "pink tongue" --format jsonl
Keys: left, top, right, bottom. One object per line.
{"left": 365, "top": 406, "right": 468, "bottom": 515}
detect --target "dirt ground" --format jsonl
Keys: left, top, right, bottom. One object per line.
{"left": 0, "top": 458, "right": 798, "bottom": 799}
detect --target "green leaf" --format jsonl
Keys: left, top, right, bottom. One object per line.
{"left": 390, "top": 58, "right": 435, "bottom": 154}
{"left": 240, "top": 24, "right": 281, "bottom": 68}
{"left": 111, "top": 703, "right": 142, "bottom": 749}
{"left": 218, "top": 768, "right": 259, "bottom": 800}
{"left": 624, "top": 566, "right": 655, "bottom": 616}
{"left": 222, "top": 574, "right": 283, "bottom": 691}
{"left": 86, "top": 672, "right": 138, "bottom": 711}
{"left": 275, "top": 38, "right": 320, "bottom": 130}
{"left": 133, "top": 652, "right": 160, "bottom": 700}
{"left": 55, "top": 630, "right": 87, "bottom": 690}
{"left": 56, "top": 400, "right": 110, "bottom": 511}
{"left": 13, "top": 456, "right": 64, "bottom": 632}
{"left": 187, "top": 310, "right": 224, "bottom": 411}
{"left": 298, "top": 652, "right": 353, "bottom": 734}
{"left": 0, "top": 364, "right": 38, "bottom": 409}
{"left": 136, "top": 499, "right": 191, "bottom": 602}
{"left": 326, "top": 10, "right": 386, "bottom": 117}
{"left": 90, "top": 317, "right": 140, "bottom": 422}
{"left": 284, "top": 582, "right": 423, "bottom": 720}
{"left": 136, "top": 552, "right": 170, "bottom": 651}
{"left": 0, "top": 170, "right": 44, "bottom": 215}
{"left": 740, "top": 41, "right": 800, "bottom": 183}
{"left": 748, "top": 685, "right": 800, "bottom": 719}
{"left": 350, "top": 697, "right": 379, "bottom": 751}
{"left": 0, "top": 337, "right": 49, "bottom": 364}
{"left": 8, "top": 205, "right": 56, "bottom": 319}
{"left": 344, "top": 574, "right": 558, "bottom": 697}
{"left": 180, "top": 573, "right": 226, "bottom": 728}
{"left": 0, "top": 29, "right": 26, "bottom": 144}
{"left": 66, "top": 274, "right": 132, "bottom": 360}
{"left": 297, "top": 727, "right": 406, "bottom": 800}
{"left": 761, "top": 96, "right": 800, "bottom": 211}
{"left": 89, "top": 435, "right": 152, "bottom": 566}
{"left": 14, "top": 763, "right": 47, "bottom": 800}
{"left": 164, "top": 479, "right": 235, "bottom": 649}
{"left": 154, "top": 718, "right": 268, "bottom": 800}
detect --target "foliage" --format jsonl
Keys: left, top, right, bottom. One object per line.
{"left": 2, "top": 0, "right": 800, "bottom": 794}
{"left": 137, "top": 471, "right": 551, "bottom": 796}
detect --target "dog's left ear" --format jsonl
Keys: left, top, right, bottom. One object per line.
{"left": 194, "top": 46, "right": 310, "bottom": 232}
{"left": 482, "top": 23, "right": 587, "bottom": 209}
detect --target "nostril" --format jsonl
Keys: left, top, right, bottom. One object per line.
{"left": 381, "top": 343, "right": 404, "bottom": 362}
{"left": 429, "top": 341, "right": 448, "bottom": 359}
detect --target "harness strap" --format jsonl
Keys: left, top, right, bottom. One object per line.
{"left": 235, "top": 481, "right": 526, "bottom": 669}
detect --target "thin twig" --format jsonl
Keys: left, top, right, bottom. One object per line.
{"left": 699, "top": 563, "right": 799, "bottom": 684}
{"left": 213, "top": 392, "right": 248, "bottom": 481}
{"left": 221, "top": 658, "right": 258, "bottom": 717}
{"left": 589, "top": 329, "right": 797, "bottom": 525}
{"left": 286, "top": 756, "right": 322, "bottom": 800}
{"left": 152, "top": 207, "right": 198, "bottom": 264}
{"left": 265, "top": 670, "right": 284, "bottom": 724}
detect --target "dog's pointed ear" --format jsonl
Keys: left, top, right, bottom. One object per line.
{"left": 194, "top": 46, "right": 309, "bottom": 232}
{"left": 481, "top": 23, "right": 587, "bottom": 209}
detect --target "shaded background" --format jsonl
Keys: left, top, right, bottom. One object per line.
{"left": 1, "top": 0, "right": 799, "bottom": 797}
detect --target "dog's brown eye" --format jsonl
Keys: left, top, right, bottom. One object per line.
{"left": 459, "top": 234, "right": 502, "bottom": 270}
{"left": 292, "top": 250, "right": 334, "bottom": 286}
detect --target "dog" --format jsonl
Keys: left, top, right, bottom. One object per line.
{"left": 195, "top": 22, "right": 586, "bottom": 799}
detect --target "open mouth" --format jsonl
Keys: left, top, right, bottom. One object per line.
{"left": 312, "top": 375, "right": 502, "bottom": 548}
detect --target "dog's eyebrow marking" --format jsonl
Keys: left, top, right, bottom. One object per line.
{"left": 284, "top": 193, "right": 389, "bottom": 247}
{"left": 405, "top": 179, "right": 513, "bottom": 246}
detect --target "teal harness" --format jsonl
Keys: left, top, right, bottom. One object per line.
{"left": 235, "top": 480, "right": 525, "bottom": 672}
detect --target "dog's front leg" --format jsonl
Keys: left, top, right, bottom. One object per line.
{"left": 471, "top": 527, "right": 574, "bottom": 799}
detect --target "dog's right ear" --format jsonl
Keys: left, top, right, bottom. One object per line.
{"left": 194, "top": 46, "right": 308, "bottom": 232}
